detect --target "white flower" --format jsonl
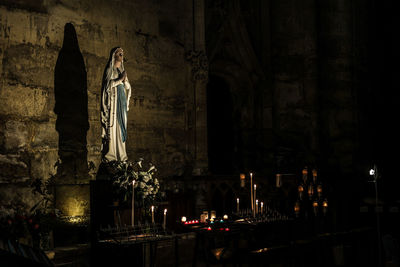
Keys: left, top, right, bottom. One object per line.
{"left": 143, "top": 175, "right": 150, "bottom": 183}
{"left": 139, "top": 182, "right": 145, "bottom": 189}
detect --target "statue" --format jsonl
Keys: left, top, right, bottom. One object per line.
{"left": 101, "top": 47, "right": 131, "bottom": 162}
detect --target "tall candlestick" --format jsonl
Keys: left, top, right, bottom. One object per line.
{"left": 163, "top": 209, "right": 167, "bottom": 229}
{"left": 151, "top": 206, "right": 154, "bottom": 224}
{"left": 236, "top": 198, "right": 240, "bottom": 213}
{"left": 132, "top": 180, "right": 135, "bottom": 226}
{"left": 253, "top": 184, "right": 257, "bottom": 217}
{"left": 250, "top": 173, "right": 253, "bottom": 212}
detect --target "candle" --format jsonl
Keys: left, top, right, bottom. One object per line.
{"left": 276, "top": 173, "right": 282, "bottom": 188}
{"left": 223, "top": 214, "right": 228, "bottom": 220}
{"left": 317, "top": 185, "right": 323, "bottom": 198}
{"left": 312, "top": 169, "right": 317, "bottom": 183}
{"left": 236, "top": 198, "right": 240, "bottom": 213}
{"left": 302, "top": 167, "right": 308, "bottom": 183}
{"left": 250, "top": 173, "right": 253, "bottom": 212}
{"left": 200, "top": 214, "right": 206, "bottom": 223}
{"left": 240, "top": 173, "right": 246, "bottom": 188}
{"left": 211, "top": 210, "right": 216, "bottom": 219}
{"left": 308, "top": 185, "right": 314, "bottom": 199}
{"left": 261, "top": 202, "right": 264, "bottom": 214}
{"left": 253, "top": 184, "right": 257, "bottom": 217}
{"left": 256, "top": 199, "right": 259, "bottom": 215}
{"left": 181, "top": 216, "right": 187, "bottom": 223}
{"left": 163, "top": 209, "right": 167, "bottom": 229}
{"left": 132, "top": 180, "right": 135, "bottom": 226}
{"left": 294, "top": 201, "right": 301, "bottom": 217}
{"left": 298, "top": 185, "right": 304, "bottom": 200}
{"left": 151, "top": 206, "right": 154, "bottom": 224}
{"left": 322, "top": 200, "right": 328, "bottom": 215}
{"left": 313, "top": 201, "right": 319, "bottom": 215}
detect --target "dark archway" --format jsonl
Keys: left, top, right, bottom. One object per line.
{"left": 207, "top": 75, "right": 234, "bottom": 174}
{"left": 54, "top": 23, "right": 89, "bottom": 180}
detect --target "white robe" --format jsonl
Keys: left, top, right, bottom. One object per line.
{"left": 101, "top": 49, "right": 131, "bottom": 162}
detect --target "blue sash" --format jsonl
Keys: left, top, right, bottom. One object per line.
{"left": 117, "top": 83, "right": 127, "bottom": 142}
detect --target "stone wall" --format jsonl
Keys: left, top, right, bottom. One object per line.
{"left": 0, "top": 0, "right": 203, "bottom": 213}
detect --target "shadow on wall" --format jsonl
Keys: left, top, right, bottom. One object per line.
{"left": 54, "top": 23, "right": 89, "bottom": 181}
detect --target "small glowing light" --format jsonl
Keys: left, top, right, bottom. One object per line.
{"left": 369, "top": 169, "right": 375, "bottom": 176}
{"left": 322, "top": 200, "right": 328, "bottom": 208}
{"left": 298, "top": 185, "right": 304, "bottom": 192}
{"left": 237, "top": 198, "right": 239, "bottom": 203}
{"left": 225, "top": 228, "right": 230, "bottom": 231}
{"left": 210, "top": 218, "right": 214, "bottom": 222}
{"left": 164, "top": 209, "right": 167, "bottom": 215}
{"left": 240, "top": 174, "right": 245, "bottom": 180}
{"left": 220, "top": 219, "right": 224, "bottom": 223}
{"left": 181, "top": 216, "right": 187, "bottom": 222}
{"left": 254, "top": 184, "right": 257, "bottom": 189}
{"left": 223, "top": 214, "right": 228, "bottom": 220}
{"left": 219, "top": 228, "right": 224, "bottom": 231}
{"left": 151, "top": 206, "right": 154, "bottom": 212}
{"left": 207, "top": 227, "right": 212, "bottom": 231}
{"left": 313, "top": 201, "right": 319, "bottom": 207}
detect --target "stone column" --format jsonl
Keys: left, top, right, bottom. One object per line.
{"left": 187, "top": 0, "right": 209, "bottom": 175}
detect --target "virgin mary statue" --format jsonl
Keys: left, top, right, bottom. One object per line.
{"left": 101, "top": 47, "right": 131, "bottom": 162}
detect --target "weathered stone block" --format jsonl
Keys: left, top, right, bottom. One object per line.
{"left": 29, "top": 148, "right": 58, "bottom": 180}
{"left": 0, "top": 153, "right": 29, "bottom": 182}
{"left": 0, "top": 84, "right": 49, "bottom": 119}
{"left": 2, "top": 120, "right": 29, "bottom": 152}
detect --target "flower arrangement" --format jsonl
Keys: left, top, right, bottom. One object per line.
{"left": 109, "top": 159, "right": 161, "bottom": 209}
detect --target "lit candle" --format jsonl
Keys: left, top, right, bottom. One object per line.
{"left": 302, "top": 167, "right": 308, "bottom": 183}
{"left": 298, "top": 185, "right": 304, "bottom": 200}
{"left": 261, "top": 202, "right": 264, "bottom": 214}
{"left": 276, "top": 173, "right": 282, "bottom": 188}
{"left": 163, "top": 209, "right": 167, "bottom": 229}
{"left": 211, "top": 210, "right": 216, "bottom": 219}
{"left": 317, "top": 185, "right": 323, "bottom": 198}
{"left": 240, "top": 173, "right": 246, "bottom": 188}
{"left": 151, "top": 206, "right": 154, "bottom": 224}
{"left": 223, "top": 214, "right": 228, "bottom": 220}
{"left": 181, "top": 216, "right": 187, "bottom": 223}
{"left": 294, "top": 201, "right": 301, "bottom": 217}
{"left": 236, "top": 198, "right": 240, "bottom": 213}
{"left": 132, "top": 180, "right": 135, "bottom": 226}
{"left": 308, "top": 185, "right": 314, "bottom": 199}
{"left": 253, "top": 184, "right": 257, "bottom": 217}
{"left": 256, "top": 199, "right": 259, "bottom": 215}
{"left": 322, "top": 200, "right": 328, "bottom": 215}
{"left": 250, "top": 173, "right": 253, "bottom": 212}
{"left": 313, "top": 201, "right": 319, "bottom": 215}
{"left": 312, "top": 169, "right": 317, "bottom": 183}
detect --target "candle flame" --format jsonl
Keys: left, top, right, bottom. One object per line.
{"left": 164, "top": 209, "right": 167, "bottom": 214}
